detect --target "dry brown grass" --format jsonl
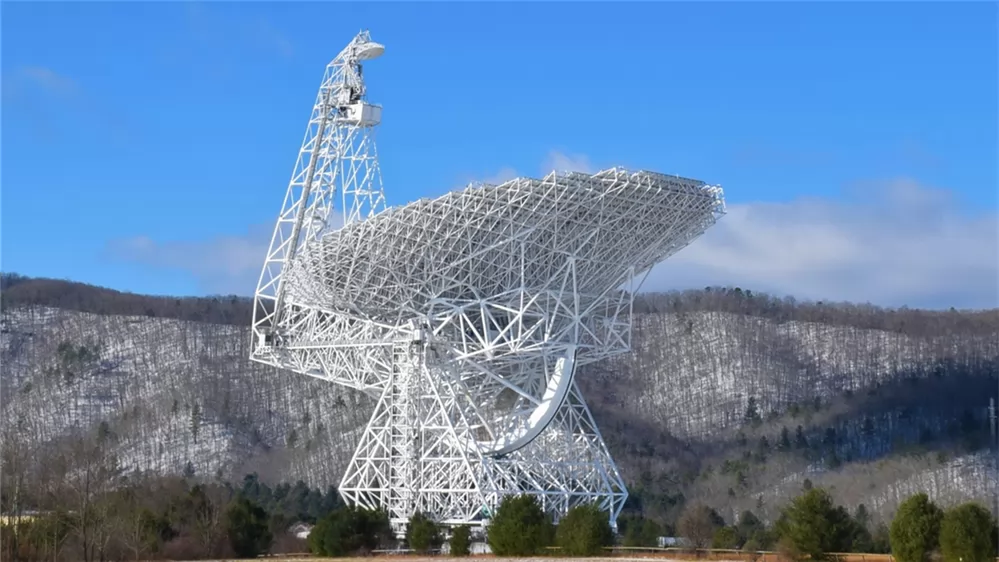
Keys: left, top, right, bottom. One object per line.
{"left": 182, "top": 554, "right": 900, "bottom": 562}
{"left": 183, "top": 551, "right": 999, "bottom": 562}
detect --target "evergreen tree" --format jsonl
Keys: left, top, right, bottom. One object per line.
{"left": 794, "top": 425, "right": 809, "bottom": 449}
{"left": 736, "top": 510, "right": 766, "bottom": 546}
{"left": 823, "top": 426, "right": 837, "bottom": 447}
{"left": 854, "top": 504, "right": 870, "bottom": 528}
{"left": 850, "top": 504, "right": 875, "bottom": 551}
{"left": 449, "top": 525, "right": 471, "bottom": 557}
{"left": 554, "top": 503, "right": 614, "bottom": 556}
{"left": 97, "top": 420, "right": 113, "bottom": 443}
{"left": 622, "top": 516, "right": 662, "bottom": 547}
{"left": 745, "top": 397, "right": 762, "bottom": 426}
{"left": 406, "top": 512, "right": 442, "bottom": 554}
{"left": 756, "top": 436, "right": 770, "bottom": 461}
{"left": 486, "top": 495, "right": 553, "bottom": 556}
{"left": 779, "top": 488, "right": 854, "bottom": 560}
{"left": 890, "top": 493, "right": 943, "bottom": 562}
{"left": 308, "top": 506, "right": 392, "bottom": 557}
{"left": 225, "top": 496, "right": 273, "bottom": 558}
{"left": 190, "top": 402, "right": 202, "bottom": 443}
{"left": 319, "top": 485, "right": 341, "bottom": 519}
{"left": 939, "top": 502, "right": 996, "bottom": 562}
{"left": 861, "top": 417, "right": 875, "bottom": 437}
{"left": 778, "top": 427, "right": 791, "bottom": 451}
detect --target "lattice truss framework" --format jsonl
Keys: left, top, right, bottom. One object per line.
{"left": 251, "top": 31, "right": 726, "bottom": 532}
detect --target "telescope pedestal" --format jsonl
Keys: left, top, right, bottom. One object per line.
{"left": 337, "top": 340, "right": 628, "bottom": 531}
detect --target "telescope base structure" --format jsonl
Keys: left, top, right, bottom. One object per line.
{"left": 337, "top": 341, "right": 628, "bottom": 532}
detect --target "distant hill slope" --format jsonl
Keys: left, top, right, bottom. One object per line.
{"left": 2, "top": 274, "right": 997, "bottom": 526}
{"left": 0, "top": 273, "right": 251, "bottom": 325}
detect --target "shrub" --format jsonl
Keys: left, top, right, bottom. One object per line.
{"left": 486, "top": 495, "right": 553, "bottom": 556}
{"left": 890, "top": 493, "right": 942, "bottom": 562}
{"left": 622, "top": 517, "right": 662, "bottom": 547}
{"left": 939, "top": 502, "right": 996, "bottom": 562}
{"left": 743, "top": 537, "right": 762, "bottom": 562}
{"left": 870, "top": 523, "right": 892, "bottom": 554}
{"left": 225, "top": 496, "right": 273, "bottom": 558}
{"left": 406, "top": 511, "right": 442, "bottom": 554}
{"left": 554, "top": 503, "right": 613, "bottom": 556}
{"left": 712, "top": 526, "right": 740, "bottom": 549}
{"left": 449, "top": 524, "right": 471, "bottom": 557}
{"left": 776, "top": 536, "right": 804, "bottom": 562}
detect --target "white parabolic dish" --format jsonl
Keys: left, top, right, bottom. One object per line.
{"left": 288, "top": 169, "right": 725, "bottom": 322}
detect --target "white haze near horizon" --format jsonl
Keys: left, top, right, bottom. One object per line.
{"left": 106, "top": 151, "right": 999, "bottom": 311}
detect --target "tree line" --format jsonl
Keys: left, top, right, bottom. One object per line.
{"left": 0, "top": 423, "right": 341, "bottom": 562}
{"left": 3, "top": 420, "right": 996, "bottom": 562}
{"left": 303, "top": 488, "right": 998, "bottom": 561}
{"left": 5, "top": 275, "right": 997, "bottom": 333}
{"left": 0, "top": 274, "right": 251, "bottom": 326}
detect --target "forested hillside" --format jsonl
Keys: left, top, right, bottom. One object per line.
{"left": 2, "top": 274, "right": 996, "bottom": 529}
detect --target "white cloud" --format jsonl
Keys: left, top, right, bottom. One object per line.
{"left": 473, "top": 152, "right": 996, "bottom": 309}
{"left": 109, "top": 152, "right": 997, "bottom": 309}
{"left": 648, "top": 178, "right": 998, "bottom": 310}
{"left": 5, "top": 66, "right": 131, "bottom": 143}
{"left": 107, "top": 224, "right": 273, "bottom": 296}
{"left": 473, "top": 150, "right": 596, "bottom": 186}
{"left": 20, "top": 66, "right": 79, "bottom": 96}
{"left": 478, "top": 166, "right": 519, "bottom": 185}
{"left": 541, "top": 150, "right": 595, "bottom": 174}
{"left": 107, "top": 212, "right": 345, "bottom": 295}
{"left": 3, "top": 67, "right": 80, "bottom": 141}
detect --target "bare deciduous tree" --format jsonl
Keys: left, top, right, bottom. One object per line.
{"left": 677, "top": 503, "right": 721, "bottom": 552}
{"left": 63, "top": 434, "right": 122, "bottom": 562}
{"left": 1, "top": 414, "right": 34, "bottom": 562}
{"left": 188, "top": 483, "right": 230, "bottom": 558}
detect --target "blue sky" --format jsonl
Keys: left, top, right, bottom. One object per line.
{"left": 3, "top": 2, "right": 997, "bottom": 309}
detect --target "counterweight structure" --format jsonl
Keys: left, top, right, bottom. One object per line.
{"left": 251, "top": 31, "right": 726, "bottom": 532}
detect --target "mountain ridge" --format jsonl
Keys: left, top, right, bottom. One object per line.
{"left": 2, "top": 274, "right": 996, "bottom": 528}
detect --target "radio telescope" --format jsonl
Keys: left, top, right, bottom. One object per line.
{"left": 250, "top": 30, "right": 725, "bottom": 532}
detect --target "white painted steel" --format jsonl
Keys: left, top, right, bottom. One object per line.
{"left": 250, "top": 30, "right": 726, "bottom": 533}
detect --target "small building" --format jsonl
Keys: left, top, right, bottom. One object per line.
{"left": 0, "top": 511, "right": 44, "bottom": 527}
{"left": 288, "top": 522, "right": 314, "bottom": 540}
